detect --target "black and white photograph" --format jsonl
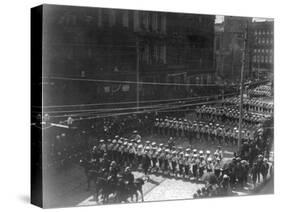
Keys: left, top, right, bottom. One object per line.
{"left": 31, "top": 4, "right": 274, "bottom": 208}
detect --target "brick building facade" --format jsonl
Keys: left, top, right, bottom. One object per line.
{"left": 42, "top": 5, "right": 215, "bottom": 106}
{"left": 249, "top": 21, "right": 274, "bottom": 79}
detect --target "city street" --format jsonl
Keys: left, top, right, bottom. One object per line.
{"left": 30, "top": 6, "right": 274, "bottom": 208}
{"left": 45, "top": 165, "right": 205, "bottom": 208}
{"left": 44, "top": 160, "right": 256, "bottom": 208}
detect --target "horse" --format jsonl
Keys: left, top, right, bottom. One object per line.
{"left": 115, "top": 177, "right": 146, "bottom": 203}
{"left": 95, "top": 175, "right": 119, "bottom": 203}
{"left": 79, "top": 158, "right": 100, "bottom": 191}
{"left": 94, "top": 175, "right": 146, "bottom": 204}
{"left": 130, "top": 177, "right": 145, "bottom": 202}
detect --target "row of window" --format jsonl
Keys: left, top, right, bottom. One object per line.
{"left": 255, "top": 37, "right": 273, "bottom": 45}
{"left": 252, "top": 55, "right": 273, "bottom": 63}
{"left": 140, "top": 44, "right": 167, "bottom": 64}
{"left": 252, "top": 68, "right": 271, "bottom": 72}
{"left": 254, "top": 29, "right": 273, "bottom": 35}
{"left": 253, "top": 48, "right": 273, "bottom": 54}
{"left": 97, "top": 9, "right": 166, "bottom": 33}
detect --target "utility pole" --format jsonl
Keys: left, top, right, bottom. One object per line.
{"left": 238, "top": 23, "right": 248, "bottom": 150}
{"left": 136, "top": 38, "right": 140, "bottom": 110}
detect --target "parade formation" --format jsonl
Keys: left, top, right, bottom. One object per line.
{"left": 32, "top": 7, "right": 274, "bottom": 207}
{"left": 39, "top": 80, "right": 273, "bottom": 205}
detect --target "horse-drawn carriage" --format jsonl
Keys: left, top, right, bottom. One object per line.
{"left": 80, "top": 159, "right": 145, "bottom": 204}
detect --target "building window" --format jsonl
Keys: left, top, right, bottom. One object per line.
{"left": 98, "top": 8, "right": 103, "bottom": 27}
{"left": 261, "top": 56, "right": 264, "bottom": 63}
{"left": 265, "top": 56, "right": 268, "bottom": 63}
{"left": 269, "top": 56, "right": 273, "bottom": 63}
{"left": 152, "top": 13, "right": 158, "bottom": 32}
{"left": 152, "top": 45, "right": 159, "bottom": 63}
{"left": 253, "top": 55, "right": 256, "bottom": 63}
{"left": 160, "top": 14, "right": 166, "bottom": 33}
{"left": 160, "top": 45, "right": 166, "bottom": 64}
{"left": 254, "top": 30, "right": 257, "bottom": 35}
{"left": 122, "top": 11, "right": 129, "bottom": 27}
{"left": 109, "top": 10, "right": 116, "bottom": 26}
{"left": 133, "top": 11, "right": 140, "bottom": 31}
{"left": 142, "top": 44, "right": 151, "bottom": 64}
{"left": 140, "top": 12, "right": 149, "bottom": 30}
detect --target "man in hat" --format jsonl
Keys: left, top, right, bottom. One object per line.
{"left": 107, "top": 139, "right": 114, "bottom": 161}
{"left": 191, "top": 154, "right": 199, "bottom": 180}
{"left": 256, "top": 154, "right": 264, "bottom": 183}
{"left": 159, "top": 119, "right": 165, "bottom": 136}
{"left": 128, "top": 142, "right": 136, "bottom": 168}
{"left": 183, "top": 153, "right": 190, "bottom": 179}
{"left": 214, "top": 158, "right": 221, "bottom": 178}
{"left": 206, "top": 157, "right": 214, "bottom": 172}
{"left": 215, "top": 146, "right": 223, "bottom": 160}
{"left": 112, "top": 139, "right": 119, "bottom": 163}
{"left": 164, "top": 149, "right": 171, "bottom": 175}
{"left": 123, "top": 141, "right": 130, "bottom": 167}
{"left": 117, "top": 140, "right": 125, "bottom": 166}
{"left": 98, "top": 139, "right": 106, "bottom": 154}
{"left": 100, "top": 152, "right": 111, "bottom": 172}
{"left": 153, "top": 118, "right": 160, "bottom": 135}
{"left": 107, "top": 160, "right": 120, "bottom": 184}
{"left": 151, "top": 145, "right": 159, "bottom": 172}
{"left": 220, "top": 174, "right": 231, "bottom": 196}
{"left": 198, "top": 155, "right": 206, "bottom": 179}
{"left": 123, "top": 166, "right": 135, "bottom": 190}
{"left": 202, "top": 125, "right": 208, "bottom": 144}
{"left": 205, "top": 150, "right": 211, "bottom": 161}
{"left": 251, "top": 162, "right": 259, "bottom": 188}
{"left": 178, "top": 119, "right": 184, "bottom": 138}
{"left": 195, "top": 123, "right": 200, "bottom": 143}
{"left": 164, "top": 119, "right": 170, "bottom": 136}
{"left": 171, "top": 151, "right": 178, "bottom": 176}
{"left": 136, "top": 144, "right": 144, "bottom": 169}
{"left": 261, "top": 158, "right": 269, "bottom": 182}
{"left": 132, "top": 130, "right": 141, "bottom": 142}
{"left": 168, "top": 137, "right": 175, "bottom": 150}
{"left": 158, "top": 148, "right": 165, "bottom": 173}
{"left": 199, "top": 123, "right": 204, "bottom": 143}
{"left": 142, "top": 146, "right": 151, "bottom": 179}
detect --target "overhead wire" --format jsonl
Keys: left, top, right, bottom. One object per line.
{"left": 34, "top": 92, "right": 237, "bottom": 111}
{"left": 39, "top": 92, "right": 238, "bottom": 118}
{"left": 42, "top": 75, "right": 228, "bottom": 87}
{"left": 55, "top": 99, "right": 222, "bottom": 122}
{"left": 33, "top": 93, "right": 232, "bottom": 109}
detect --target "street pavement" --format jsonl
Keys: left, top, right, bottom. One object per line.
{"left": 43, "top": 126, "right": 273, "bottom": 208}
{"left": 44, "top": 165, "right": 204, "bottom": 208}
{"left": 44, "top": 161, "right": 272, "bottom": 208}
{"left": 43, "top": 134, "right": 237, "bottom": 208}
{"left": 77, "top": 171, "right": 205, "bottom": 206}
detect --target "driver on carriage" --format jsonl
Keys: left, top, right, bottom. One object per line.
{"left": 108, "top": 161, "right": 119, "bottom": 181}
{"left": 123, "top": 167, "right": 135, "bottom": 190}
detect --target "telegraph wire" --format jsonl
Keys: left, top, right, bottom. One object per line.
{"left": 42, "top": 75, "right": 228, "bottom": 87}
